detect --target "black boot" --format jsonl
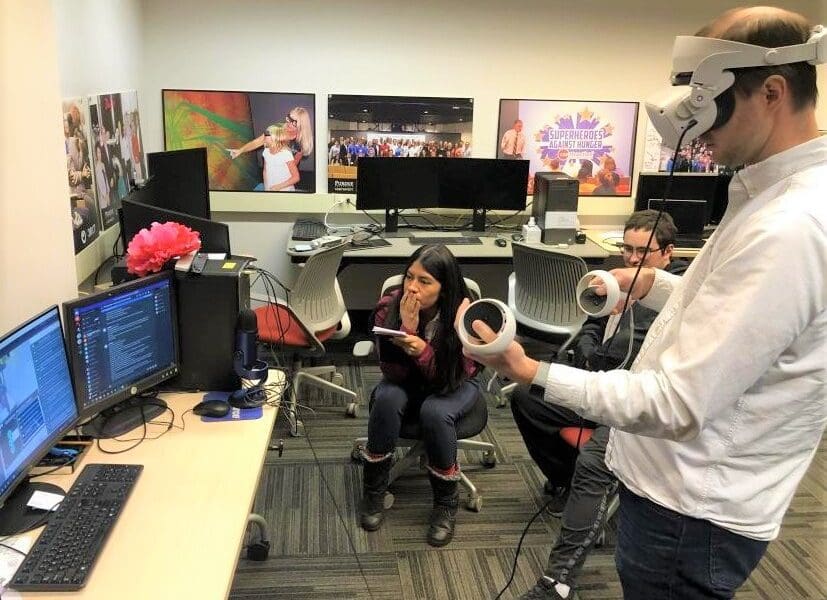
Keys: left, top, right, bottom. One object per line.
{"left": 427, "top": 472, "right": 459, "bottom": 547}
{"left": 359, "top": 455, "right": 392, "bottom": 531}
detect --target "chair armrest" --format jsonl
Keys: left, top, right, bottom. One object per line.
{"left": 353, "top": 340, "right": 375, "bottom": 358}
{"left": 331, "top": 311, "right": 351, "bottom": 340}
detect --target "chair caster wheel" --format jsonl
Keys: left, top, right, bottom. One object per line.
{"left": 481, "top": 452, "right": 497, "bottom": 468}
{"left": 383, "top": 492, "right": 395, "bottom": 510}
{"left": 332, "top": 372, "right": 344, "bottom": 386}
{"left": 345, "top": 402, "right": 358, "bottom": 417}
{"left": 351, "top": 445, "right": 364, "bottom": 462}
{"left": 466, "top": 496, "right": 483, "bottom": 512}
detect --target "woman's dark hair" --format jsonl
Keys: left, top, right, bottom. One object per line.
{"left": 383, "top": 244, "right": 471, "bottom": 393}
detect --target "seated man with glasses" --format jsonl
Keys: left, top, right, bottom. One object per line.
{"left": 511, "top": 209, "right": 687, "bottom": 600}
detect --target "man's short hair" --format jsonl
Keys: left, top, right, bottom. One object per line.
{"left": 697, "top": 12, "right": 817, "bottom": 110}
{"left": 625, "top": 209, "right": 677, "bottom": 248}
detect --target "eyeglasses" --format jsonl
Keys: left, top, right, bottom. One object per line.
{"left": 285, "top": 115, "right": 298, "bottom": 125}
{"left": 618, "top": 243, "right": 662, "bottom": 257}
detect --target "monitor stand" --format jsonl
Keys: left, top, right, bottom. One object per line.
{"left": 0, "top": 480, "right": 65, "bottom": 535}
{"left": 81, "top": 395, "right": 168, "bottom": 439}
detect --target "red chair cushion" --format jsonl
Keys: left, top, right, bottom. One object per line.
{"left": 560, "top": 426, "right": 593, "bottom": 448}
{"left": 254, "top": 304, "right": 338, "bottom": 348}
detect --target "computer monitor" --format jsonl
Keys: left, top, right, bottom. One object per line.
{"left": 62, "top": 272, "right": 180, "bottom": 439}
{"left": 647, "top": 198, "right": 706, "bottom": 241}
{"left": 356, "top": 158, "right": 528, "bottom": 232}
{"left": 146, "top": 148, "right": 211, "bottom": 219}
{"left": 634, "top": 172, "right": 724, "bottom": 225}
{"left": 121, "top": 198, "right": 231, "bottom": 254}
{"left": 0, "top": 307, "right": 79, "bottom": 535}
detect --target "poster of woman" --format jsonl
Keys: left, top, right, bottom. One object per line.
{"left": 162, "top": 89, "right": 316, "bottom": 194}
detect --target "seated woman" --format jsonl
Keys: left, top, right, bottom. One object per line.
{"left": 359, "top": 244, "right": 481, "bottom": 547}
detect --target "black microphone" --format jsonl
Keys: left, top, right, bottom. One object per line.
{"left": 235, "top": 309, "right": 259, "bottom": 370}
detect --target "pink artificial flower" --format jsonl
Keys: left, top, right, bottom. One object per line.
{"left": 126, "top": 221, "right": 201, "bottom": 276}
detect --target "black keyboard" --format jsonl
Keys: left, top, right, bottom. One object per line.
{"left": 409, "top": 236, "right": 482, "bottom": 245}
{"left": 11, "top": 464, "right": 142, "bottom": 591}
{"left": 291, "top": 220, "right": 328, "bottom": 240}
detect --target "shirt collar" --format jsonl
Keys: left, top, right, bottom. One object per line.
{"left": 734, "top": 135, "right": 827, "bottom": 199}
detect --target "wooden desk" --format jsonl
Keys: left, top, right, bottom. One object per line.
{"left": 288, "top": 232, "right": 610, "bottom": 266}
{"left": 15, "top": 374, "right": 282, "bottom": 600}
{"left": 586, "top": 230, "right": 702, "bottom": 260}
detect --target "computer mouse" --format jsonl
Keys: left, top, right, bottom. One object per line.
{"left": 511, "top": 233, "right": 524, "bottom": 242}
{"left": 494, "top": 238, "right": 508, "bottom": 248}
{"left": 193, "top": 399, "right": 231, "bottom": 418}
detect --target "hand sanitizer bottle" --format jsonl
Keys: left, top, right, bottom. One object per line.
{"left": 522, "top": 217, "right": 542, "bottom": 244}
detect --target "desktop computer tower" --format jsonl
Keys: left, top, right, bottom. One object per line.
{"left": 171, "top": 259, "right": 251, "bottom": 391}
{"left": 533, "top": 172, "right": 579, "bottom": 245}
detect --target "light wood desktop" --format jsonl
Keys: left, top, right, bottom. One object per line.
{"left": 15, "top": 375, "right": 282, "bottom": 600}
{"left": 288, "top": 230, "right": 610, "bottom": 265}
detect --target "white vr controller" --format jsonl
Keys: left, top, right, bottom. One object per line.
{"left": 576, "top": 270, "right": 627, "bottom": 318}
{"left": 457, "top": 299, "right": 516, "bottom": 355}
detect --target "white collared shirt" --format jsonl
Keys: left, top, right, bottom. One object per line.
{"left": 536, "top": 136, "right": 827, "bottom": 540}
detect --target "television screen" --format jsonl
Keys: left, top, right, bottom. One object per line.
{"left": 634, "top": 172, "right": 724, "bottom": 225}
{"left": 162, "top": 89, "right": 316, "bottom": 193}
{"left": 498, "top": 99, "right": 639, "bottom": 197}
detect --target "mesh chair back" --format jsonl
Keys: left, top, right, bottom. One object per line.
{"left": 290, "top": 243, "right": 347, "bottom": 333}
{"left": 511, "top": 243, "right": 587, "bottom": 327}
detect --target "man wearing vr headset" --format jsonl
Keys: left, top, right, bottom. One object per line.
{"left": 462, "top": 7, "right": 826, "bottom": 600}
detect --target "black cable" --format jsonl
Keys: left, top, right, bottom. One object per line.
{"left": 28, "top": 454, "right": 79, "bottom": 479}
{"left": 293, "top": 403, "right": 375, "bottom": 600}
{"left": 494, "top": 498, "right": 554, "bottom": 599}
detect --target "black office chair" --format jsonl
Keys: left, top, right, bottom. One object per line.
{"left": 351, "top": 275, "right": 496, "bottom": 512}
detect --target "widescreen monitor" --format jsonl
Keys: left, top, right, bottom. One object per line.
{"left": 0, "top": 307, "right": 79, "bottom": 534}
{"left": 146, "top": 147, "right": 211, "bottom": 218}
{"left": 62, "top": 272, "right": 179, "bottom": 439}
{"left": 356, "top": 157, "right": 440, "bottom": 210}
{"left": 121, "top": 198, "right": 231, "bottom": 255}
{"left": 634, "top": 172, "right": 724, "bottom": 225}
{"left": 438, "top": 158, "right": 528, "bottom": 211}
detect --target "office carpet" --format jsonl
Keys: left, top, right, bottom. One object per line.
{"left": 229, "top": 344, "right": 826, "bottom": 600}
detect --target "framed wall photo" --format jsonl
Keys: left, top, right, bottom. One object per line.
{"left": 497, "top": 99, "right": 639, "bottom": 197}
{"left": 162, "top": 89, "right": 316, "bottom": 193}
{"left": 63, "top": 97, "right": 100, "bottom": 254}
{"left": 642, "top": 120, "right": 720, "bottom": 174}
{"left": 327, "top": 94, "right": 474, "bottom": 194}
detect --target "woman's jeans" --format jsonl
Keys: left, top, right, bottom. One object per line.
{"left": 616, "top": 485, "right": 769, "bottom": 599}
{"left": 366, "top": 378, "right": 480, "bottom": 470}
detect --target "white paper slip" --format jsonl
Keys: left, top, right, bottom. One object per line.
{"left": 26, "top": 490, "right": 64, "bottom": 512}
{"left": 372, "top": 326, "right": 408, "bottom": 337}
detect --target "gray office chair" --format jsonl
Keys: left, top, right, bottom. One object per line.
{"left": 498, "top": 243, "right": 588, "bottom": 407}
{"left": 254, "top": 243, "right": 358, "bottom": 436}
{"left": 352, "top": 275, "right": 496, "bottom": 512}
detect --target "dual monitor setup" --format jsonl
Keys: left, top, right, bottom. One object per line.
{"left": 0, "top": 272, "right": 180, "bottom": 534}
{"left": 120, "top": 147, "right": 231, "bottom": 256}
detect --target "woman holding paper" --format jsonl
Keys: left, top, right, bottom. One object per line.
{"left": 359, "top": 244, "right": 481, "bottom": 547}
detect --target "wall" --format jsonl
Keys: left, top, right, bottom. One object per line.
{"left": 51, "top": 0, "right": 144, "bottom": 285}
{"left": 135, "top": 0, "right": 826, "bottom": 302}
{"left": 0, "top": 1, "right": 77, "bottom": 332}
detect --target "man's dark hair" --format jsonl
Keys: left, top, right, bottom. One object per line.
{"left": 625, "top": 209, "right": 677, "bottom": 249}
{"left": 697, "top": 11, "right": 817, "bottom": 110}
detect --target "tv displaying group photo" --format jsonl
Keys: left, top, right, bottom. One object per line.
{"left": 162, "top": 89, "right": 316, "bottom": 193}
{"left": 497, "top": 99, "right": 639, "bottom": 196}
{"left": 327, "top": 94, "right": 474, "bottom": 194}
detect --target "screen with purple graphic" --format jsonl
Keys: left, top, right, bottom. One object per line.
{"left": 497, "top": 99, "right": 639, "bottom": 197}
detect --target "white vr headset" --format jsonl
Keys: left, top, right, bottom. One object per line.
{"left": 646, "top": 25, "right": 827, "bottom": 149}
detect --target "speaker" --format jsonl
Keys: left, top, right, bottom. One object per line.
{"left": 169, "top": 258, "right": 251, "bottom": 391}
{"left": 533, "top": 172, "right": 579, "bottom": 245}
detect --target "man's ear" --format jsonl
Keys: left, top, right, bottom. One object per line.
{"left": 663, "top": 243, "right": 675, "bottom": 261}
{"left": 762, "top": 75, "right": 787, "bottom": 108}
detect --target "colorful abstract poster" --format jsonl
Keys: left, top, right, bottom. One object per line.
{"left": 163, "top": 89, "right": 316, "bottom": 193}
{"left": 327, "top": 94, "right": 474, "bottom": 194}
{"left": 89, "top": 91, "right": 144, "bottom": 230}
{"left": 498, "top": 99, "right": 639, "bottom": 196}
{"left": 63, "top": 97, "right": 100, "bottom": 254}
